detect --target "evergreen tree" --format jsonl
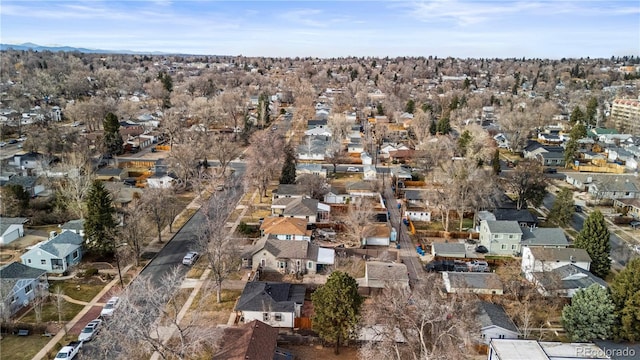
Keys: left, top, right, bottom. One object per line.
{"left": 376, "top": 103, "right": 384, "bottom": 116}
{"left": 492, "top": 149, "right": 501, "bottom": 175}
{"left": 574, "top": 210, "right": 611, "bottom": 278}
{"left": 103, "top": 112, "right": 124, "bottom": 156}
{"left": 570, "top": 122, "right": 587, "bottom": 140}
{"left": 610, "top": 258, "right": 640, "bottom": 341}
{"left": 586, "top": 97, "right": 598, "bottom": 127}
{"left": 570, "top": 106, "right": 585, "bottom": 124}
{"left": 429, "top": 119, "right": 437, "bottom": 135}
{"left": 312, "top": 271, "right": 363, "bottom": 355}
{"left": 548, "top": 188, "right": 575, "bottom": 227}
{"left": 5, "top": 184, "right": 30, "bottom": 214}
{"left": 405, "top": 99, "right": 415, "bottom": 114}
{"left": 279, "top": 144, "right": 297, "bottom": 184}
{"left": 84, "top": 180, "right": 118, "bottom": 257}
{"left": 564, "top": 138, "right": 579, "bottom": 167}
{"left": 457, "top": 130, "right": 472, "bottom": 156}
{"left": 562, "top": 284, "right": 615, "bottom": 341}
{"left": 436, "top": 117, "right": 451, "bottom": 134}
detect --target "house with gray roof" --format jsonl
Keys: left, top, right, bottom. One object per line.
{"left": 565, "top": 173, "right": 640, "bottom": 201}
{"left": 360, "top": 261, "right": 409, "bottom": 290}
{"left": 521, "top": 247, "right": 592, "bottom": 274}
{"left": 271, "top": 197, "right": 330, "bottom": 223}
{"left": 297, "top": 136, "right": 329, "bottom": 161}
{"left": 521, "top": 227, "right": 569, "bottom": 248}
{"left": 60, "top": 219, "right": 85, "bottom": 237}
{"left": 295, "top": 163, "right": 327, "bottom": 178}
{"left": 0, "top": 217, "right": 28, "bottom": 245}
{"left": 3, "top": 175, "right": 44, "bottom": 197}
{"left": 443, "top": 272, "right": 504, "bottom": 295}
{"left": 492, "top": 208, "right": 538, "bottom": 228}
{"left": 529, "top": 265, "right": 607, "bottom": 298}
{"left": 272, "top": 184, "right": 307, "bottom": 201}
{"left": 432, "top": 242, "right": 467, "bottom": 258}
{"left": 0, "top": 262, "right": 48, "bottom": 319}
{"left": 477, "top": 302, "right": 520, "bottom": 344}
{"left": 242, "top": 238, "right": 335, "bottom": 275}
{"left": 235, "top": 281, "right": 306, "bottom": 328}
{"left": 478, "top": 220, "right": 523, "bottom": 256}
{"left": 20, "top": 231, "right": 84, "bottom": 273}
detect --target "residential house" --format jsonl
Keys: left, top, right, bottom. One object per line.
{"left": 523, "top": 142, "right": 565, "bottom": 166}
{"left": 295, "top": 163, "right": 327, "bottom": 178}
{"left": 213, "top": 320, "right": 285, "bottom": 360}
{"left": 60, "top": 219, "right": 85, "bottom": 237}
{"left": 520, "top": 227, "right": 569, "bottom": 248}
{"left": 242, "top": 238, "right": 334, "bottom": 275}
{"left": 0, "top": 262, "right": 48, "bottom": 319}
{"left": 297, "top": 136, "right": 329, "bottom": 161}
{"left": 235, "top": 281, "right": 306, "bottom": 329}
{"left": 566, "top": 173, "right": 640, "bottom": 201}
{"left": 363, "top": 165, "right": 377, "bottom": 181}
{"left": 0, "top": 217, "right": 28, "bottom": 245}
{"left": 613, "top": 198, "right": 640, "bottom": 218}
{"left": 307, "top": 119, "right": 328, "bottom": 130}
{"left": 271, "top": 197, "right": 330, "bottom": 223}
{"left": 359, "top": 261, "right": 410, "bottom": 290}
{"left": 146, "top": 173, "right": 175, "bottom": 189}
{"left": 488, "top": 339, "right": 609, "bottom": 360}
{"left": 432, "top": 242, "right": 467, "bottom": 258}
{"left": 362, "top": 223, "right": 392, "bottom": 246}
{"left": 11, "top": 152, "right": 49, "bottom": 170}
{"left": 95, "top": 168, "right": 128, "bottom": 182}
{"left": 259, "top": 217, "right": 312, "bottom": 241}
{"left": 492, "top": 209, "right": 538, "bottom": 228}
{"left": 442, "top": 272, "right": 504, "bottom": 295}
{"left": 360, "top": 152, "right": 373, "bottom": 165}
{"left": 478, "top": 220, "right": 523, "bottom": 256}
{"left": 323, "top": 189, "right": 351, "bottom": 204}
{"left": 529, "top": 264, "right": 607, "bottom": 298}
{"left": 272, "top": 184, "right": 307, "bottom": 201}
{"left": 477, "top": 302, "right": 520, "bottom": 344}
{"left": 4, "top": 175, "right": 45, "bottom": 197}
{"left": 521, "top": 247, "right": 592, "bottom": 274}
{"left": 304, "top": 127, "right": 332, "bottom": 137}
{"left": 20, "top": 231, "right": 84, "bottom": 273}
{"left": 405, "top": 209, "right": 431, "bottom": 222}
{"left": 388, "top": 149, "right": 415, "bottom": 163}
{"left": 347, "top": 139, "right": 365, "bottom": 154}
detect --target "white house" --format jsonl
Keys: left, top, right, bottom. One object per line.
{"left": 478, "top": 302, "right": 520, "bottom": 344}
{"left": 295, "top": 163, "right": 327, "bottom": 178}
{"left": 60, "top": 219, "right": 85, "bottom": 237}
{"left": 0, "top": 217, "right": 28, "bottom": 245}
{"left": 234, "top": 282, "right": 306, "bottom": 329}
{"left": 360, "top": 152, "right": 372, "bottom": 165}
{"left": 521, "top": 247, "right": 591, "bottom": 274}
{"left": 242, "top": 238, "right": 334, "bottom": 275}
{"left": 363, "top": 165, "right": 377, "bottom": 181}
{"left": 406, "top": 209, "right": 431, "bottom": 222}
{"left": 443, "top": 272, "right": 504, "bottom": 295}
{"left": 146, "top": 174, "right": 175, "bottom": 189}
{"left": 488, "top": 339, "right": 609, "bottom": 360}
{"left": 362, "top": 224, "right": 391, "bottom": 246}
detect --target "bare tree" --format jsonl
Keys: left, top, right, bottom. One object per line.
{"left": 120, "top": 201, "right": 151, "bottom": 267}
{"left": 343, "top": 198, "right": 377, "bottom": 247}
{"left": 54, "top": 286, "right": 67, "bottom": 336}
{"left": 503, "top": 160, "right": 548, "bottom": 210}
{"left": 51, "top": 151, "right": 95, "bottom": 219}
{"left": 94, "top": 268, "right": 221, "bottom": 360}
{"left": 196, "top": 186, "right": 241, "bottom": 303}
{"left": 296, "top": 174, "right": 329, "bottom": 200}
{"left": 244, "top": 131, "right": 284, "bottom": 202}
{"left": 359, "top": 278, "right": 479, "bottom": 360}
{"left": 208, "top": 134, "right": 242, "bottom": 178}
{"left": 139, "top": 188, "right": 175, "bottom": 243}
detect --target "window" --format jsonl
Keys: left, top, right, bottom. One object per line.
{"left": 274, "top": 313, "right": 283, "bottom": 321}
{"left": 278, "top": 261, "right": 286, "bottom": 269}
{"left": 308, "top": 261, "right": 313, "bottom": 269}
{"left": 509, "top": 235, "right": 514, "bottom": 239}
{"left": 72, "top": 250, "right": 79, "bottom": 259}
{"left": 493, "top": 234, "right": 499, "bottom": 239}
{"left": 25, "top": 284, "right": 33, "bottom": 293}
{"left": 263, "top": 313, "right": 269, "bottom": 321}
{"left": 511, "top": 244, "right": 517, "bottom": 250}
{"left": 27, "top": 259, "right": 31, "bottom": 264}
{"left": 40, "top": 260, "right": 46, "bottom": 265}
{"left": 285, "top": 235, "right": 292, "bottom": 240}
{"left": 501, "top": 244, "right": 507, "bottom": 250}
{"left": 10, "top": 296, "right": 16, "bottom": 304}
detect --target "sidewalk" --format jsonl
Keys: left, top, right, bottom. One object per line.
{"left": 31, "top": 265, "right": 132, "bottom": 360}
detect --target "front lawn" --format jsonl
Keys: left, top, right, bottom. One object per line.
{"left": 47, "top": 280, "right": 105, "bottom": 303}
{"left": 0, "top": 333, "right": 52, "bottom": 360}
{"left": 20, "top": 298, "right": 84, "bottom": 323}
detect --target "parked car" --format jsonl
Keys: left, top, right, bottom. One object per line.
{"left": 55, "top": 341, "right": 82, "bottom": 359}
{"left": 475, "top": 245, "right": 489, "bottom": 253}
{"left": 0, "top": 142, "right": 6, "bottom": 147}
{"left": 78, "top": 319, "right": 102, "bottom": 342}
{"left": 100, "top": 297, "right": 119, "bottom": 318}
{"left": 543, "top": 167, "right": 557, "bottom": 174}
{"left": 8, "top": 139, "right": 18, "bottom": 144}
{"left": 182, "top": 251, "right": 199, "bottom": 266}
{"left": 346, "top": 166, "right": 359, "bottom": 172}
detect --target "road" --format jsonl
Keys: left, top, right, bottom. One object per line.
{"left": 383, "top": 187, "right": 422, "bottom": 286}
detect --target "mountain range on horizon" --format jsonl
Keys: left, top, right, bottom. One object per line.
{"left": 0, "top": 42, "right": 172, "bottom": 55}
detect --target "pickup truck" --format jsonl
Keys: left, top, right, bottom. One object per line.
{"left": 55, "top": 341, "right": 82, "bottom": 359}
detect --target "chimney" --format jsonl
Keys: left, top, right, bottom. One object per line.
{"left": 570, "top": 255, "right": 575, "bottom": 263}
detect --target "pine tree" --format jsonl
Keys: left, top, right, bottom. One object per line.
{"left": 610, "top": 258, "right": 640, "bottom": 341}
{"left": 429, "top": 119, "right": 437, "bottom": 135}
{"left": 103, "top": 112, "right": 124, "bottom": 156}
{"left": 586, "top": 97, "right": 598, "bottom": 126}
{"left": 405, "top": 99, "right": 415, "bottom": 114}
{"left": 84, "top": 180, "right": 118, "bottom": 257}
{"left": 436, "top": 117, "right": 451, "bottom": 134}
{"left": 312, "top": 271, "right": 363, "bottom": 355}
{"left": 279, "top": 144, "right": 297, "bottom": 184}
{"left": 574, "top": 210, "right": 611, "bottom": 278}
{"left": 562, "top": 284, "right": 615, "bottom": 341}
{"left": 570, "top": 106, "right": 585, "bottom": 124}
{"left": 548, "top": 188, "right": 575, "bottom": 227}
{"left": 492, "top": 149, "right": 501, "bottom": 175}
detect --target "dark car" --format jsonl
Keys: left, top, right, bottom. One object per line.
{"left": 8, "top": 139, "right": 18, "bottom": 144}
{"left": 543, "top": 168, "right": 557, "bottom": 174}
{"left": 425, "top": 260, "right": 455, "bottom": 272}
{"left": 475, "top": 245, "right": 489, "bottom": 253}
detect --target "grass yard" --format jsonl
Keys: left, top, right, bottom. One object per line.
{"left": 20, "top": 298, "right": 84, "bottom": 323}
{"left": 47, "top": 280, "right": 105, "bottom": 303}
{"left": 186, "top": 264, "right": 207, "bottom": 279}
{"left": 0, "top": 333, "right": 53, "bottom": 360}
{"left": 172, "top": 208, "right": 198, "bottom": 230}
{"left": 191, "top": 289, "right": 241, "bottom": 312}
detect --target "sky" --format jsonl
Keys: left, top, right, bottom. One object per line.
{"left": 1, "top": 0, "right": 638, "bottom": 59}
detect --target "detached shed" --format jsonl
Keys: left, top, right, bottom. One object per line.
{"left": 432, "top": 242, "right": 466, "bottom": 258}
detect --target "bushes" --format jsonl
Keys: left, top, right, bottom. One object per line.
{"left": 83, "top": 268, "right": 99, "bottom": 277}
{"left": 0, "top": 322, "right": 47, "bottom": 335}
{"left": 238, "top": 222, "right": 260, "bottom": 237}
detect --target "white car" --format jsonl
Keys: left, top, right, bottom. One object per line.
{"left": 182, "top": 251, "right": 200, "bottom": 266}
{"left": 0, "top": 142, "right": 6, "bottom": 147}
{"left": 346, "top": 167, "right": 359, "bottom": 172}
{"left": 100, "top": 297, "right": 119, "bottom": 317}
{"left": 78, "top": 319, "right": 102, "bottom": 342}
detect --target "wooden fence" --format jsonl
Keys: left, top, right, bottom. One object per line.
{"left": 295, "top": 317, "right": 312, "bottom": 329}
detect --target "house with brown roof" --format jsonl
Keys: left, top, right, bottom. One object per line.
{"left": 270, "top": 197, "right": 330, "bottom": 223}
{"left": 259, "top": 217, "right": 312, "bottom": 241}
{"left": 242, "top": 238, "right": 335, "bottom": 275}
{"left": 212, "top": 320, "right": 288, "bottom": 360}
{"left": 362, "top": 223, "right": 392, "bottom": 246}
